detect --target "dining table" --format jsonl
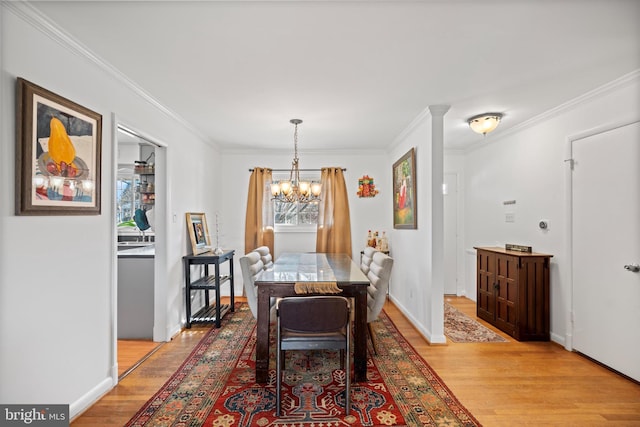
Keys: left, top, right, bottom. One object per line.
{"left": 254, "top": 252, "right": 370, "bottom": 383}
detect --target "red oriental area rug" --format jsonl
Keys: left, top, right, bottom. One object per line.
{"left": 126, "top": 304, "right": 480, "bottom": 426}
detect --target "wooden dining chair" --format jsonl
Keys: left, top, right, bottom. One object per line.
{"left": 275, "top": 296, "right": 351, "bottom": 416}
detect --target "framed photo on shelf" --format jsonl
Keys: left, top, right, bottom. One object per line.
{"left": 392, "top": 147, "right": 417, "bottom": 229}
{"left": 186, "top": 212, "right": 211, "bottom": 255}
{"left": 15, "top": 78, "right": 102, "bottom": 215}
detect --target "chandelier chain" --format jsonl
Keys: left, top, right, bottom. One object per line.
{"left": 294, "top": 122, "right": 299, "bottom": 161}
{"left": 290, "top": 121, "right": 300, "bottom": 183}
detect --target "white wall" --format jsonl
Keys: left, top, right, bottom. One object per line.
{"left": 220, "top": 149, "right": 391, "bottom": 295}
{"left": 386, "top": 113, "right": 440, "bottom": 342}
{"left": 463, "top": 72, "right": 640, "bottom": 345}
{"left": 0, "top": 4, "right": 220, "bottom": 415}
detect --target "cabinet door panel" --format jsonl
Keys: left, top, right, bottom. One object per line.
{"left": 521, "top": 258, "right": 549, "bottom": 340}
{"left": 476, "top": 251, "right": 495, "bottom": 322}
{"left": 495, "top": 255, "right": 518, "bottom": 335}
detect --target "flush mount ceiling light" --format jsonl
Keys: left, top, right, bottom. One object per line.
{"left": 270, "top": 119, "right": 321, "bottom": 203}
{"left": 468, "top": 113, "right": 503, "bottom": 135}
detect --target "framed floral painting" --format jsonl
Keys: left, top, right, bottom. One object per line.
{"left": 16, "top": 78, "right": 102, "bottom": 215}
{"left": 392, "top": 147, "right": 417, "bottom": 229}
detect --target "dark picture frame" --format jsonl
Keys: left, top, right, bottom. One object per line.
{"left": 392, "top": 147, "right": 417, "bottom": 229}
{"left": 16, "top": 78, "right": 102, "bottom": 215}
{"left": 186, "top": 212, "right": 211, "bottom": 255}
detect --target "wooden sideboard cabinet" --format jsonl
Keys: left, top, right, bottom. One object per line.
{"left": 474, "top": 247, "right": 553, "bottom": 341}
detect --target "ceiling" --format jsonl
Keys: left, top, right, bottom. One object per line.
{"left": 31, "top": 1, "right": 640, "bottom": 152}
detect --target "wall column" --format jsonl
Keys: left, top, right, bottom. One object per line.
{"left": 429, "top": 105, "right": 450, "bottom": 340}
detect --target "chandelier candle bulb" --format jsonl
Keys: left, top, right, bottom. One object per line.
{"left": 311, "top": 182, "right": 322, "bottom": 196}
{"left": 281, "top": 181, "right": 292, "bottom": 195}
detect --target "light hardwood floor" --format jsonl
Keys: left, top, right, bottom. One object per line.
{"left": 72, "top": 297, "right": 640, "bottom": 426}
{"left": 117, "top": 339, "right": 162, "bottom": 378}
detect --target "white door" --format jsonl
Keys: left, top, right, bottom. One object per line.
{"left": 572, "top": 121, "right": 640, "bottom": 382}
{"left": 443, "top": 172, "right": 458, "bottom": 295}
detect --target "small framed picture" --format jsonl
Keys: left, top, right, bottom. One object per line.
{"left": 186, "top": 212, "right": 211, "bottom": 255}
{"left": 15, "top": 78, "right": 102, "bottom": 215}
{"left": 393, "top": 147, "right": 417, "bottom": 229}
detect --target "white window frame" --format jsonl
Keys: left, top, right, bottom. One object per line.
{"left": 272, "top": 171, "right": 320, "bottom": 233}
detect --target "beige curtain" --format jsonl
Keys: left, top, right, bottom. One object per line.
{"left": 245, "top": 167, "right": 274, "bottom": 255}
{"left": 316, "top": 167, "right": 352, "bottom": 256}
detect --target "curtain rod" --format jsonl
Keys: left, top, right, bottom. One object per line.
{"left": 248, "top": 168, "right": 346, "bottom": 172}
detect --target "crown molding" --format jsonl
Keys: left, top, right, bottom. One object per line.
{"left": 444, "top": 148, "right": 466, "bottom": 156}
{"left": 4, "top": 1, "right": 218, "bottom": 149}
{"left": 464, "top": 69, "right": 640, "bottom": 154}
{"left": 389, "top": 106, "right": 431, "bottom": 151}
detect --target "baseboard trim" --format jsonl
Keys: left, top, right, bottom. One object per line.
{"left": 388, "top": 296, "right": 446, "bottom": 344}
{"left": 69, "top": 377, "right": 113, "bottom": 421}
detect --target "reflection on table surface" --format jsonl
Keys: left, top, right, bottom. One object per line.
{"left": 258, "top": 252, "right": 366, "bottom": 284}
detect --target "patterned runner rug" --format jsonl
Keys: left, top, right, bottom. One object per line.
{"left": 444, "top": 303, "right": 508, "bottom": 343}
{"left": 126, "top": 303, "right": 480, "bottom": 426}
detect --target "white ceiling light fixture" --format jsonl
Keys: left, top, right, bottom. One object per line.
{"left": 468, "top": 113, "right": 503, "bottom": 135}
{"left": 270, "top": 119, "right": 322, "bottom": 203}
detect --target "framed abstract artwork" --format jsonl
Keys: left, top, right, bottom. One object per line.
{"left": 186, "top": 212, "right": 211, "bottom": 255}
{"left": 16, "top": 78, "right": 102, "bottom": 215}
{"left": 392, "top": 147, "right": 417, "bottom": 229}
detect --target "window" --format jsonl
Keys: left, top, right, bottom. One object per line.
{"left": 116, "top": 169, "right": 135, "bottom": 224}
{"left": 272, "top": 172, "right": 320, "bottom": 230}
{"left": 116, "top": 167, "right": 146, "bottom": 225}
{"left": 274, "top": 200, "right": 319, "bottom": 226}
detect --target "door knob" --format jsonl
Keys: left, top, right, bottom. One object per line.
{"left": 623, "top": 264, "right": 640, "bottom": 272}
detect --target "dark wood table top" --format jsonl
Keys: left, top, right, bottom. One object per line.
{"left": 254, "top": 252, "right": 370, "bottom": 383}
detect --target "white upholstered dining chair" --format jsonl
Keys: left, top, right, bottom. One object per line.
{"left": 239, "top": 251, "right": 265, "bottom": 319}
{"left": 360, "top": 246, "right": 377, "bottom": 275}
{"left": 254, "top": 246, "right": 274, "bottom": 269}
{"left": 366, "top": 251, "right": 393, "bottom": 354}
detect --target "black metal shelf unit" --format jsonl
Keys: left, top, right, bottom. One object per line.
{"left": 183, "top": 249, "right": 235, "bottom": 328}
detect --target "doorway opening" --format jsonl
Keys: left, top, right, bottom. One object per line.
{"left": 114, "top": 122, "right": 167, "bottom": 380}
{"left": 443, "top": 172, "right": 459, "bottom": 295}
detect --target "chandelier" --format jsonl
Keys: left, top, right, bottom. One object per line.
{"left": 270, "top": 119, "right": 321, "bottom": 203}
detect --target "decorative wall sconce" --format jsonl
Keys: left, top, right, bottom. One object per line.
{"left": 468, "top": 113, "right": 503, "bottom": 135}
{"left": 357, "top": 175, "right": 379, "bottom": 198}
